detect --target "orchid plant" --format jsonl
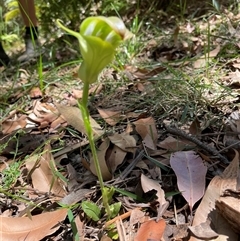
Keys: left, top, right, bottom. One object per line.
{"left": 57, "top": 16, "right": 132, "bottom": 217}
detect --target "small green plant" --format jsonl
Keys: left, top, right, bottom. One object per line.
{"left": 57, "top": 16, "right": 132, "bottom": 218}
{"left": 1, "top": 161, "right": 21, "bottom": 189}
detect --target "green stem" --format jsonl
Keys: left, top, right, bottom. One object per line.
{"left": 79, "top": 81, "right": 111, "bottom": 217}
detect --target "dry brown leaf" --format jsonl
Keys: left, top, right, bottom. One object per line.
{"left": 188, "top": 220, "right": 219, "bottom": 239}
{"left": 125, "top": 65, "right": 166, "bottom": 79}
{"left": 74, "top": 214, "right": 85, "bottom": 240}
{"left": 2, "top": 115, "right": 28, "bottom": 134}
{"left": 29, "top": 100, "right": 61, "bottom": 127}
{"left": 97, "top": 108, "right": 122, "bottom": 126}
{"left": 108, "top": 133, "right": 136, "bottom": 153}
{"left": 72, "top": 84, "right": 104, "bottom": 99}
{"left": 107, "top": 145, "right": 127, "bottom": 173}
{"left": 101, "top": 235, "right": 112, "bottom": 241}
{"left": 0, "top": 208, "right": 67, "bottom": 241}
{"left": 158, "top": 136, "right": 192, "bottom": 151}
{"left": 25, "top": 144, "right": 66, "bottom": 199}
{"left": 133, "top": 117, "right": 158, "bottom": 150}
{"left": 190, "top": 150, "right": 239, "bottom": 241}
{"left": 193, "top": 45, "right": 221, "bottom": 68}
{"left": 89, "top": 138, "right": 112, "bottom": 181}
{"left": 134, "top": 219, "right": 166, "bottom": 241}
{"left": 56, "top": 104, "right": 104, "bottom": 138}
{"left": 189, "top": 118, "right": 201, "bottom": 135}
{"left": 29, "top": 87, "right": 43, "bottom": 99}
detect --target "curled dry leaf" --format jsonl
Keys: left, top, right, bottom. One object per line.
{"left": 25, "top": 144, "right": 66, "bottom": 199}
{"left": 188, "top": 220, "right": 219, "bottom": 239}
{"left": 0, "top": 208, "right": 67, "bottom": 241}
{"left": 26, "top": 100, "right": 66, "bottom": 131}
{"left": 133, "top": 117, "right": 158, "bottom": 150}
{"left": 29, "top": 100, "right": 61, "bottom": 126}
{"left": 190, "top": 150, "right": 240, "bottom": 241}
{"left": 1, "top": 115, "right": 28, "bottom": 134}
{"left": 141, "top": 174, "right": 167, "bottom": 207}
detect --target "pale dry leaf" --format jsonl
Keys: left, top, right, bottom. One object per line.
{"left": 133, "top": 117, "right": 158, "bottom": 150}
{"left": 190, "top": 150, "right": 239, "bottom": 241}
{"left": 188, "top": 220, "right": 219, "bottom": 239}
{"left": 193, "top": 45, "right": 221, "bottom": 68}
{"left": 129, "top": 209, "right": 145, "bottom": 227}
{"left": 89, "top": 138, "right": 112, "bottom": 181}
{"left": 170, "top": 151, "right": 207, "bottom": 211}
{"left": 0, "top": 208, "right": 67, "bottom": 241}
{"left": 141, "top": 174, "right": 167, "bottom": 206}
{"left": 108, "top": 133, "right": 136, "bottom": 153}
{"left": 56, "top": 104, "right": 104, "bottom": 138}
{"left": 97, "top": 108, "right": 122, "bottom": 126}
{"left": 25, "top": 144, "right": 66, "bottom": 198}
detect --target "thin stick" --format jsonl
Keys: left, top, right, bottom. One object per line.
{"left": 104, "top": 208, "right": 141, "bottom": 228}
{"left": 165, "top": 125, "right": 229, "bottom": 164}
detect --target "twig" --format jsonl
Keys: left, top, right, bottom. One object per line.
{"left": 165, "top": 125, "right": 229, "bottom": 164}
{"left": 104, "top": 207, "right": 141, "bottom": 228}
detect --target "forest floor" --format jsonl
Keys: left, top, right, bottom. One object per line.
{"left": 0, "top": 2, "right": 240, "bottom": 240}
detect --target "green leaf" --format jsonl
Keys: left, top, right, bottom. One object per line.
{"left": 144, "top": 154, "right": 169, "bottom": 171}
{"left": 114, "top": 187, "right": 145, "bottom": 202}
{"left": 108, "top": 229, "right": 119, "bottom": 240}
{"left": 67, "top": 209, "right": 79, "bottom": 241}
{"left": 4, "top": 9, "right": 20, "bottom": 22}
{"left": 109, "top": 202, "right": 121, "bottom": 218}
{"left": 103, "top": 186, "right": 115, "bottom": 203}
{"left": 81, "top": 200, "right": 101, "bottom": 221}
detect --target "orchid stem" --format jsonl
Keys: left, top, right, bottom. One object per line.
{"left": 79, "top": 80, "right": 111, "bottom": 217}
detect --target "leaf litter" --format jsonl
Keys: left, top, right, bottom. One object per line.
{"left": 1, "top": 2, "right": 240, "bottom": 241}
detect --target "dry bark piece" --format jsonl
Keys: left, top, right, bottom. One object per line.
{"left": 216, "top": 195, "right": 240, "bottom": 234}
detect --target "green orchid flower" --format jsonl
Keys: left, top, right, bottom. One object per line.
{"left": 57, "top": 16, "right": 132, "bottom": 84}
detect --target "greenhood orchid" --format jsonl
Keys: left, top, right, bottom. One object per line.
{"left": 57, "top": 16, "right": 132, "bottom": 219}
{"left": 57, "top": 16, "right": 132, "bottom": 84}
